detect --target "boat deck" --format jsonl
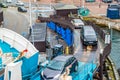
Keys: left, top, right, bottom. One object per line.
{"left": 0, "top": 40, "right": 19, "bottom": 68}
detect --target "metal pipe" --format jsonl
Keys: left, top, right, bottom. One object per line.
{"left": 29, "top": 0, "right": 34, "bottom": 45}
{"left": 99, "top": 49, "right": 103, "bottom": 80}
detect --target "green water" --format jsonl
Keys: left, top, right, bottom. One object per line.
{"left": 110, "top": 29, "right": 120, "bottom": 69}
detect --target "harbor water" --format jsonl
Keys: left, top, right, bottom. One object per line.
{"left": 110, "top": 29, "right": 120, "bottom": 70}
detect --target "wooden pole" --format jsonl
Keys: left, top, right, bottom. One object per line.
{"left": 99, "top": 50, "right": 103, "bottom": 80}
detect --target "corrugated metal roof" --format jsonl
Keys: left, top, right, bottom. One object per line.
{"left": 54, "top": 4, "right": 78, "bottom": 10}
{"left": 29, "top": 23, "right": 46, "bottom": 42}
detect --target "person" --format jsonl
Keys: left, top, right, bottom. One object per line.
{"left": 93, "top": 72, "right": 100, "bottom": 79}
{"left": 59, "top": 66, "right": 72, "bottom": 80}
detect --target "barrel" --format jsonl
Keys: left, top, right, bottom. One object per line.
{"left": 65, "top": 28, "right": 73, "bottom": 46}
{"left": 107, "top": 8, "right": 119, "bottom": 19}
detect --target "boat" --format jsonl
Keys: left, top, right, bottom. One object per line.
{"left": 0, "top": 28, "right": 39, "bottom": 80}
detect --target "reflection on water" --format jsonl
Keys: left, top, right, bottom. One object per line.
{"left": 110, "top": 29, "right": 120, "bottom": 69}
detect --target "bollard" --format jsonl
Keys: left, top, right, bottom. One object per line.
{"left": 65, "top": 46, "right": 69, "bottom": 55}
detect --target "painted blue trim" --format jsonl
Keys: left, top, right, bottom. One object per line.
{"left": 0, "top": 37, "right": 40, "bottom": 80}
{"left": 0, "top": 40, "right": 19, "bottom": 54}
{"left": 0, "top": 75, "right": 4, "bottom": 80}
{"left": 15, "top": 52, "right": 39, "bottom": 79}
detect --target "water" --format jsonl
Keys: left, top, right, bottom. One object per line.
{"left": 110, "top": 29, "right": 120, "bottom": 69}
{"left": 99, "top": 26, "right": 120, "bottom": 69}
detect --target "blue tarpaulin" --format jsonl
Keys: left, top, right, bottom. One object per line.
{"left": 56, "top": 25, "right": 61, "bottom": 34}
{"left": 47, "top": 22, "right": 74, "bottom": 46}
{"left": 18, "top": 52, "right": 39, "bottom": 79}
{"left": 71, "top": 62, "right": 96, "bottom": 80}
{"left": 61, "top": 27, "right": 66, "bottom": 40}
{"left": 47, "top": 22, "right": 51, "bottom": 28}
{"left": 49, "top": 21, "right": 56, "bottom": 31}
{"left": 65, "top": 28, "right": 72, "bottom": 46}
